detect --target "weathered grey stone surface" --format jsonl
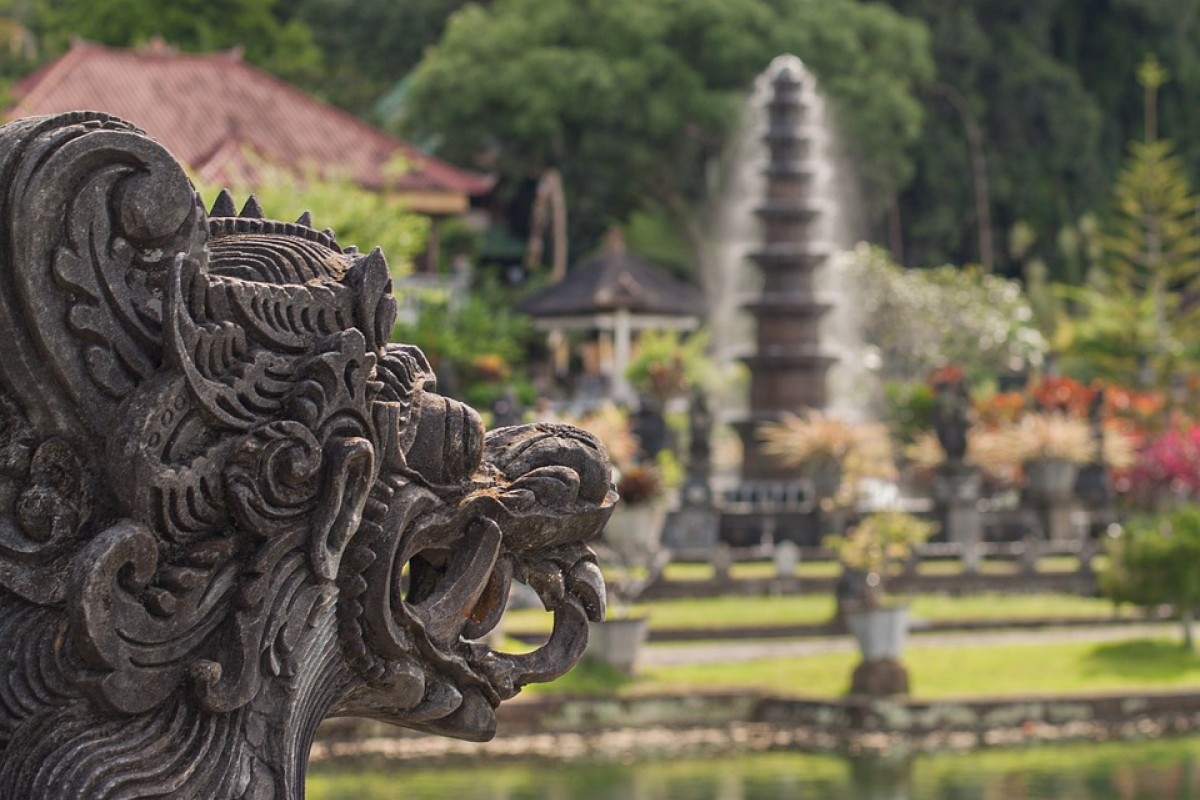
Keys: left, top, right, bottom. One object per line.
{"left": 0, "top": 111, "right": 614, "bottom": 799}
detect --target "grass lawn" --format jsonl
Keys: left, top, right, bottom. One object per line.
{"left": 905, "top": 593, "right": 1125, "bottom": 621}
{"left": 641, "top": 637, "right": 1200, "bottom": 699}
{"left": 503, "top": 592, "right": 1130, "bottom": 635}
{"left": 535, "top": 636, "right": 1200, "bottom": 700}
{"left": 916, "top": 559, "right": 1018, "bottom": 576}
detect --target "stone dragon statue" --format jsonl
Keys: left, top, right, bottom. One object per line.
{"left": 0, "top": 112, "right": 614, "bottom": 799}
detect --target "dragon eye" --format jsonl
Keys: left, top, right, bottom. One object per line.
{"left": 407, "top": 393, "right": 484, "bottom": 486}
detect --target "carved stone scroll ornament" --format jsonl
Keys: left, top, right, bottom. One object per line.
{"left": 0, "top": 112, "right": 615, "bottom": 799}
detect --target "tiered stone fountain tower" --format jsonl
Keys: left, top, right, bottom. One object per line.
{"left": 718, "top": 57, "right": 838, "bottom": 547}
{"left": 734, "top": 59, "right": 836, "bottom": 481}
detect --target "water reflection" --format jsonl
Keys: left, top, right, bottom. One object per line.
{"left": 308, "top": 737, "right": 1200, "bottom": 800}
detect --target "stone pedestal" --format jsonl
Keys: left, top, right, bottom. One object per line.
{"left": 1025, "top": 459, "right": 1080, "bottom": 540}
{"left": 773, "top": 540, "right": 801, "bottom": 578}
{"left": 712, "top": 544, "right": 734, "bottom": 581}
{"left": 1037, "top": 503, "right": 1076, "bottom": 541}
{"left": 586, "top": 617, "right": 650, "bottom": 675}
{"left": 662, "top": 506, "right": 720, "bottom": 550}
{"left": 604, "top": 504, "right": 667, "bottom": 561}
{"left": 846, "top": 605, "right": 909, "bottom": 660}
{"left": 850, "top": 658, "right": 910, "bottom": 697}
{"left": 934, "top": 464, "right": 982, "bottom": 572}
{"left": 1076, "top": 541, "right": 1100, "bottom": 577}
{"left": 1018, "top": 539, "right": 1042, "bottom": 575}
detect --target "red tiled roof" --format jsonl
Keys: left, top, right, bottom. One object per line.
{"left": 10, "top": 40, "right": 492, "bottom": 202}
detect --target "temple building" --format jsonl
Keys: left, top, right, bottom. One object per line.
{"left": 518, "top": 230, "right": 704, "bottom": 404}
{"left": 8, "top": 38, "right": 491, "bottom": 268}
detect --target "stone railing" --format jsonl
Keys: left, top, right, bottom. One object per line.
{"left": 645, "top": 540, "right": 1103, "bottom": 600}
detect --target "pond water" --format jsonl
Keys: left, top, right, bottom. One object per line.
{"left": 309, "top": 736, "right": 1200, "bottom": 799}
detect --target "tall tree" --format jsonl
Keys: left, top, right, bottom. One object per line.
{"left": 886, "top": 0, "right": 1105, "bottom": 272}
{"left": 886, "top": 0, "right": 1200, "bottom": 274}
{"left": 401, "top": 0, "right": 931, "bottom": 263}
{"left": 1057, "top": 56, "right": 1200, "bottom": 386}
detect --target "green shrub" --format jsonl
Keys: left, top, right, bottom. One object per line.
{"left": 1103, "top": 506, "right": 1200, "bottom": 651}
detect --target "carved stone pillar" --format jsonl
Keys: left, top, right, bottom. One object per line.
{"left": 0, "top": 112, "right": 614, "bottom": 799}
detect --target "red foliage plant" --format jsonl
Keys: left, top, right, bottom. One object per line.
{"left": 1027, "top": 376, "right": 1095, "bottom": 417}
{"left": 928, "top": 364, "right": 964, "bottom": 386}
{"left": 616, "top": 464, "right": 663, "bottom": 506}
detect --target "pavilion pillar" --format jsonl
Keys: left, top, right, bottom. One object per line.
{"left": 423, "top": 215, "right": 443, "bottom": 274}
{"left": 613, "top": 308, "right": 634, "bottom": 405}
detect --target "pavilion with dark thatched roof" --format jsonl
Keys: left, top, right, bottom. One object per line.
{"left": 518, "top": 230, "right": 704, "bottom": 403}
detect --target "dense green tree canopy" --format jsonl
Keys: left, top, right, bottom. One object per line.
{"left": 287, "top": 0, "right": 476, "bottom": 117}
{"left": 847, "top": 245, "right": 1046, "bottom": 385}
{"left": 402, "top": 0, "right": 932, "bottom": 258}
{"left": 35, "top": 0, "right": 323, "bottom": 84}
{"left": 886, "top": 0, "right": 1200, "bottom": 274}
{"left": 6, "top": 0, "right": 1200, "bottom": 287}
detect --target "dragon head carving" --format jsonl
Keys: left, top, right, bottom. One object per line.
{"left": 0, "top": 112, "right": 614, "bottom": 799}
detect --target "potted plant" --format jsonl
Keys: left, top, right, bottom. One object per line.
{"left": 825, "top": 511, "right": 936, "bottom": 664}
{"left": 604, "top": 464, "right": 669, "bottom": 563}
{"left": 758, "top": 411, "right": 894, "bottom": 504}
{"left": 1019, "top": 412, "right": 1096, "bottom": 495}
{"left": 973, "top": 412, "right": 1095, "bottom": 497}
{"left": 562, "top": 403, "right": 669, "bottom": 674}
{"left": 624, "top": 329, "right": 712, "bottom": 404}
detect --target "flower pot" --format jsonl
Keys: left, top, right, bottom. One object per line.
{"left": 603, "top": 503, "right": 667, "bottom": 562}
{"left": 802, "top": 454, "right": 843, "bottom": 500}
{"left": 586, "top": 617, "right": 650, "bottom": 675}
{"left": 845, "top": 605, "right": 909, "bottom": 661}
{"left": 1024, "top": 458, "right": 1079, "bottom": 501}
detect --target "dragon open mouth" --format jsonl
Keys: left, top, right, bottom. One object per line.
{"left": 400, "top": 525, "right": 607, "bottom": 699}
{"left": 342, "top": 423, "right": 615, "bottom": 741}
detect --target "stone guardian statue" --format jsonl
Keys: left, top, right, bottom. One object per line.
{"left": 0, "top": 112, "right": 614, "bottom": 799}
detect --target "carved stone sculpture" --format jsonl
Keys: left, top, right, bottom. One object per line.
{"left": 932, "top": 377, "right": 971, "bottom": 465}
{"left": 0, "top": 112, "right": 614, "bottom": 799}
